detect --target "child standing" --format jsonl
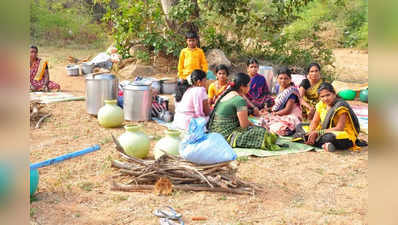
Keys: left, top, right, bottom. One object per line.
{"left": 178, "top": 32, "right": 208, "bottom": 80}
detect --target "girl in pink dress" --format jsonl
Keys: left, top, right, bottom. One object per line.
{"left": 172, "top": 70, "right": 210, "bottom": 130}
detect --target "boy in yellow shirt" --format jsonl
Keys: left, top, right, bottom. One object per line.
{"left": 178, "top": 32, "right": 208, "bottom": 80}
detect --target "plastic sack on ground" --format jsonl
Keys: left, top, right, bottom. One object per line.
{"left": 179, "top": 118, "right": 237, "bottom": 165}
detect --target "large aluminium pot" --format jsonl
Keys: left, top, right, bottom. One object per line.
{"left": 123, "top": 81, "right": 152, "bottom": 121}
{"left": 160, "top": 78, "right": 177, "bottom": 94}
{"left": 85, "top": 73, "right": 118, "bottom": 115}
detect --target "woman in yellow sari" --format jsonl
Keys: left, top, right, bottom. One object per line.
{"left": 299, "top": 62, "right": 322, "bottom": 120}
{"left": 208, "top": 64, "right": 229, "bottom": 108}
{"left": 30, "top": 45, "right": 60, "bottom": 91}
{"left": 294, "top": 82, "right": 363, "bottom": 152}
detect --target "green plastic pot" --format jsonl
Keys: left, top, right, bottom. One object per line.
{"left": 360, "top": 88, "right": 368, "bottom": 102}
{"left": 97, "top": 99, "right": 124, "bottom": 128}
{"left": 338, "top": 89, "right": 356, "bottom": 100}
{"left": 153, "top": 130, "right": 182, "bottom": 160}
{"left": 118, "top": 125, "right": 150, "bottom": 158}
{"left": 30, "top": 169, "right": 39, "bottom": 197}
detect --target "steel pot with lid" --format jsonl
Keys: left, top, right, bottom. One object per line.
{"left": 85, "top": 73, "right": 118, "bottom": 115}
{"left": 160, "top": 78, "right": 177, "bottom": 94}
{"left": 81, "top": 62, "right": 95, "bottom": 75}
{"left": 123, "top": 81, "right": 152, "bottom": 121}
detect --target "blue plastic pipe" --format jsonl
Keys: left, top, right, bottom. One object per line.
{"left": 30, "top": 145, "right": 101, "bottom": 170}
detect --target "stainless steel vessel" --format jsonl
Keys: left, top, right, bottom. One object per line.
{"left": 81, "top": 62, "right": 95, "bottom": 75}
{"left": 123, "top": 81, "right": 152, "bottom": 121}
{"left": 85, "top": 73, "right": 118, "bottom": 115}
{"left": 160, "top": 78, "right": 177, "bottom": 94}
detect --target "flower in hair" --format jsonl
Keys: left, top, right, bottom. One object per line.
{"left": 230, "top": 82, "right": 235, "bottom": 87}
{"left": 187, "top": 75, "right": 193, "bottom": 85}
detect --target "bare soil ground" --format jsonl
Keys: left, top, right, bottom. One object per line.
{"left": 30, "top": 48, "right": 368, "bottom": 225}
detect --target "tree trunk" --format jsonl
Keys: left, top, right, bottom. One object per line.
{"left": 160, "top": 0, "right": 179, "bottom": 31}
{"left": 160, "top": 0, "right": 201, "bottom": 46}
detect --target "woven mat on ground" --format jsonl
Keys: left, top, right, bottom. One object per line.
{"left": 153, "top": 117, "right": 322, "bottom": 157}
{"left": 351, "top": 104, "right": 368, "bottom": 134}
{"left": 30, "top": 92, "right": 84, "bottom": 104}
{"left": 233, "top": 136, "right": 322, "bottom": 158}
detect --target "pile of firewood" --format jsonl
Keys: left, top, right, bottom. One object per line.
{"left": 111, "top": 135, "right": 262, "bottom": 195}
{"left": 30, "top": 101, "right": 51, "bottom": 129}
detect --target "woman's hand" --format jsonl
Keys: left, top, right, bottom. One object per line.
{"left": 260, "top": 107, "right": 269, "bottom": 115}
{"left": 253, "top": 107, "right": 260, "bottom": 116}
{"left": 305, "top": 131, "right": 318, "bottom": 145}
{"left": 308, "top": 106, "right": 315, "bottom": 119}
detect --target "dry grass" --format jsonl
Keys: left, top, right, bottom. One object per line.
{"left": 30, "top": 47, "right": 368, "bottom": 225}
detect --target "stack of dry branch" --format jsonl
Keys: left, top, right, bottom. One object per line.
{"left": 111, "top": 135, "right": 262, "bottom": 195}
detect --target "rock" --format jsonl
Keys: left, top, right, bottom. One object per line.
{"left": 118, "top": 63, "right": 157, "bottom": 79}
{"left": 230, "top": 62, "right": 246, "bottom": 75}
{"left": 129, "top": 44, "right": 146, "bottom": 57}
{"left": 205, "top": 49, "right": 232, "bottom": 70}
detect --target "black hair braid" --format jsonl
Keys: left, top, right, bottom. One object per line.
{"left": 175, "top": 79, "right": 190, "bottom": 102}
{"left": 206, "top": 86, "right": 237, "bottom": 130}
{"left": 175, "top": 69, "right": 206, "bottom": 102}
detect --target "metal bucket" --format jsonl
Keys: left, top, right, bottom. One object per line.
{"left": 151, "top": 78, "right": 161, "bottom": 94}
{"left": 160, "top": 78, "right": 177, "bottom": 94}
{"left": 85, "top": 73, "right": 118, "bottom": 115}
{"left": 123, "top": 81, "right": 152, "bottom": 121}
{"left": 81, "top": 62, "right": 95, "bottom": 75}
{"left": 66, "top": 64, "right": 79, "bottom": 76}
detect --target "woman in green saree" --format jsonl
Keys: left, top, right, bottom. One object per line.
{"left": 207, "top": 72, "right": 278, "bottom": 150}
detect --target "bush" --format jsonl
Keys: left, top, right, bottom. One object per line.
{"left": 30, "top": 0, "right": 108, "bottom": 48}
{"left": 340, "top": 0, "right": 368, "bottom": 48}
{"left": 280, "top": 0, "right": 368, "bottom": 49}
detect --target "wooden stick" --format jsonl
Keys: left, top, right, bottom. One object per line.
{"left": 30, "top": 105, "right": 39, "bottom": 120}
{"left": 35, "top": 113, "right": 51, "bottom": 129}
{"left": 112, "top": 182, "right": 254, "bottom": 195}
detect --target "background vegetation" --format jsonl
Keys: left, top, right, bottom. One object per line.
{"left": 31, "top": 0, "right": 368, "bottom": 78}
{"left": 30, "top": 0, "right": 110, "bottom": 48}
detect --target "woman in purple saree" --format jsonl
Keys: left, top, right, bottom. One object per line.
{"left": 245, "top": 58, "right": 273, "bottom": 115}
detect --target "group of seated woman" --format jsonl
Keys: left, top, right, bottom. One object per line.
{"left": 172, "top": 60, "right": 362, "bottom": 152}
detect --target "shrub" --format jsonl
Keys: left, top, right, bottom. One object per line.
{"left": 30, "top": 0, "right": 108, "bottom": 48}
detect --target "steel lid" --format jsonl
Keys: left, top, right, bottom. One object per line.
{"left": 124, "top": 80, "right": 152, "bottom": 91}
{"left": 85, "top": 73, "right": 116, "bottom": 80}
{"left": 161, "top": 77, "right": 177, "bottom": 83}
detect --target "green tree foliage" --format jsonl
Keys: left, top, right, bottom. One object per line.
{"left": 99, "top": 0, "right": 367, "bottom": 77}
{"left": 30, "top": 0, "right": 108, "bottom": 48}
